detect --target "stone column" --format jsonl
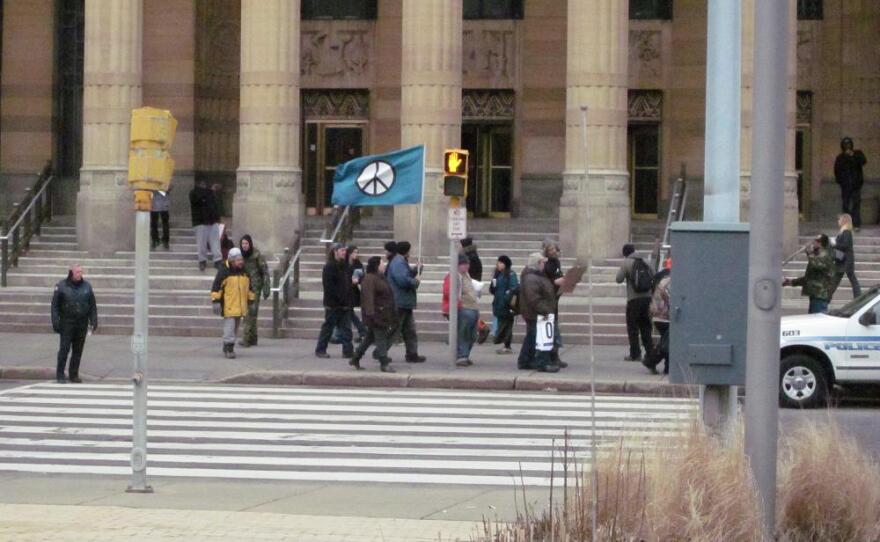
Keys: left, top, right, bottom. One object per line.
{"left": 234, "top": 0, "right": 302, "bottom": 254}
{"left": 396, "top": 0, "right": 462, "bottom": 258}
{"left": 782, "top": 0, "right": 799, "bottom": 254}
{"left": 77, "top": 0, "right": 143, "bottom": 254}
{"left": 560, "top": 0, "right": 630, "bottom": 263}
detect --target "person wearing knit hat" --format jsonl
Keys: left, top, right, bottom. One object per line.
{"left": 238, "top": 234, "right": 271, "bottom": 348}
{"left": 210, "top": 245, "right": 255, "bottom": 359}
{"left": 315, "top": 243, "right": 354, "bottom": 359}
{"left": 490, "top": 254, "right": 519, "bottom": 354}
{"left": 516, "top": 253, "right": 559, "bottom": 373}
{"left": 442, "top": 253, "right": 479, "bottom": 366}
{"left": 387, "top": 239, "right": 426, "bottom": 363}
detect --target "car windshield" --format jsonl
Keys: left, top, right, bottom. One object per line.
{"left": 828, "top": 287, "right": 880, "bottom": 318}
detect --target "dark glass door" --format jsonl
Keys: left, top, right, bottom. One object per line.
{"left": 627, "top": 123, "right": 660, "bottom": 217}
{"left": 461, "top": 123, "right": 512, "bottom": 217}
{"left": 304, "top": 123, "right": 364, "bottom": 213}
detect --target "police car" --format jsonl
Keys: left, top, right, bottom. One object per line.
{"left": 780, "top": 286, "right": 880, "bottom": 408}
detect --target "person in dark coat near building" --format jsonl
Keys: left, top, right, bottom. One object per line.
{"left": 150, "top": 188, "right": 171, "bottom": 250}
{"left": 333, "top": 245, "right": 367, "bottom": 344}
{"left": 830, "top": 213, "right": 861, "bottom": 300}
{"left": 238, "top": 234, "right": 271, "bottom": 347}
{"left": 542, "top": 238, "right": 567, "bottom": 367}
{"left": 349, "top": 256, "right": 396, "bottom": 372}
{"left": 834, "top": 137, "right": 868, "bottom": 230}
{"left": 189, "top": 179, "right": 222, "bottom": 271}
{"left": 517, "top": 253, "right": 560, "bottom": 373}
{"left": 460, "top": 237, "right": 483, "bottom": 281}
{"left": 490, "top": 255, "right": 519, "bottom": 354}
{"left": 616, "top": 243, "right": 653, "bottom": 362}
{"left": 315, "top": 243, "right": 354, "bottom": 358}
{"left": 51, "top": 264, "right": 98, "bottom": 383}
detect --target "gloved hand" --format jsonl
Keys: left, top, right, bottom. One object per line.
{"left": 212, "top": 303, "right": 222, "bottom": 316}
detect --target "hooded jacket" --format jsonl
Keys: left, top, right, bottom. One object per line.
{"left": 322, "top": 257, "right": 352, "bottom": 309}
{"left": 791, "top": 247, "right": 835, "bottom": 301}
{"left": 490, "top": 267, "right": 519, "bottom": 319}
{"left": 519, "top": 267, "right": 556, "bottom": 321}
{"left": 360, "top": 272, "right": 397, "bottom": 329}
{"left": 834, "top": 143, "right": 867, "bottom": 189}
{"left": 211, "top": 262, "right": 255, "bottom": 317}
{"left": 189, "top": 184, "right": 221, "bottom": 226}
{"left": 51, "top": 273, "right": 98, "bottom": 332}
{"left": 240, "top": 235, "right": 270, "bottom": 297}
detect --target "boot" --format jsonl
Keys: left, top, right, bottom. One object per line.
{"left": 214, "top": 260, "right": 223, "bottom": 270}
{"left": 349, "top": 354, "right": 364, "bottom": 371}
{"left": 379, "top": 357, "right": 395, "bottom": 373}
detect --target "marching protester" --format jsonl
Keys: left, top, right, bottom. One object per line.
{"left": 387, "top": 241, "right": 426, "bottom": 363}
{"left": 383, "top": 241, "right": 398, "bottom": 275}
{"left": 784, "top": 234, "right": 835, "bottom": 314}
{"left": 150, "top": 188, "right": 171, "bottom": 250}
{"left": 616, "top": 243, "right": 654, "bottom": 362}
{"left": 238, "top": 235, "right": 271, "bottom": 347}
{"left": 490, "top": 255, "right": 519, "bottom": 354}
{"left": 210, "top": 248, "right": 254, "bottom": 359}
{"left": 315, "top": 243, "right": 354, "bottom": 359}
{"left": 51, "top": 264, "right": 98, "bottom": 383}
{"left": 189, "top": 179, "right": 222, "bottom": 271}
{"left": 349, "top": 256, "right": 396, "bottom": 372}
{"left": 645, "top": 259, "right": 672, "bottom": 375}
{"left": 517, "top": 253, "right": 560, "bottom": 373}
{"left": 333, "top": 245, "right": 367, "bottom": 344}
{"left": 443, "top": 254, "right": 480, "bottom": 367}
{"left": 542, "top": 238, "right": 567, "bottom": 368}
{"left": 830, "top": 213, "right": 861, "bottom": 300}
{"left": 834, "top": 137, "right": 868, "bottom": 230}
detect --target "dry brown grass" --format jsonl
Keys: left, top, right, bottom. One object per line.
{"left": 777, "top": 420, "right": 880, "bottom": 542}
{"left": 476, "top": 417, "right": 880, "bottom": 542}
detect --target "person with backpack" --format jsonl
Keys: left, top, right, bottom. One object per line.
{"left": 616, "top": 243, "right": 654, "bottom": 362}
{"left": 489, "top": 255, "right": 519, "bottom": 354}
{"left": 645, "top": 259, "right": 671, "bottom": 375}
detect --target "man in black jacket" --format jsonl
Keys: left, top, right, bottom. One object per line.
{"left": 834, "top": 137, "right": 868, "bottom": 229}
{"left": 51, "top": 265, "right": 98, "bottom": 383}
{"left": 315, "top": 243, "right": 354, "bottom": 358}
{"left": 189, "top": 179, "right": 222, "bottom": 271}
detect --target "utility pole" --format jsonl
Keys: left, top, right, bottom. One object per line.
{"left": 745, "top": 0, "right": 788, "bottom": 535}
{"left": 443, "top": 149, "right": 469, "bottom": 364}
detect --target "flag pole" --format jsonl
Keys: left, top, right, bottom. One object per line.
{"left": 416, "top": 144, "right": 426, "bottom": 273}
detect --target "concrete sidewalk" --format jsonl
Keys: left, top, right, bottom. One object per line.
{"left": 0, "top": 332, "right": 685, "bottom": 394}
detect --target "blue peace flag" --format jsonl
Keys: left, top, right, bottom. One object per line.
{"left": 331, "top": 145, "right": 425, "bottom": 206}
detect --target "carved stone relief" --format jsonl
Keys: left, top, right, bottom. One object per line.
{"left": 462, "top": 22, "right": 516, "bottom": 87}
{"left": 303, "top": 90, "right": 370, "bottom": 119}
{"left": 797, "top": 91, "right": 812, "bottom": 125}
{"left": 797, "top": 26, "right": 814, "bottom": 84}
{"left": 629, "top": 30, "right": 662, "bottom": 79}
{"left": 628, "top": 90, "right": 663, "bottom": 121}
{"left": 462, "top": 90, "right": 515, "bottom": 120}
{"left": 301, "top": 22, "right": 373, "bottom": 87}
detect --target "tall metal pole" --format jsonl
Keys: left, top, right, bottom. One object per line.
{"left": 127, "top": 203, "right": 152, "bottom": 493}
{"left": 449, "top": 236, "right": 459, "bottom": 365}
{"left": 701, "top": 0, "right": 741, "bottom": 439}
{"left": 745, "top": 0, "right": 788, "bottom": 535}
{"left": 580, "top": 105, "right": 597, "bottom": 541}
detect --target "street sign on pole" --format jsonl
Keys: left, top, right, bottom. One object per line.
{"left": 448, "top": 207, "right": 467, "bottom": 240}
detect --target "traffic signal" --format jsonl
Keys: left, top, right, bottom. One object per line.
{"left": 128, "top": 107, "right": 177, "bottom": 193}
{"left": 443, "top": 149, "right": 469, "bottom": 198}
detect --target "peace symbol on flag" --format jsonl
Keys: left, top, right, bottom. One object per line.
{"left": 356, "top": 161, "right": 396, "bottom": 196}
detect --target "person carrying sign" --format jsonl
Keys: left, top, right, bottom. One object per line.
{"left": 517, "top": 253, "right": 559, "bottom": 373}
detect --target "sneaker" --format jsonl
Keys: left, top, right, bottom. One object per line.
{"left": 455, "top": 358, "right": 471, "bottom": 367}
{"left": 405, "top": 354, "right": 426, "bottom": 363}
{"left": 69, "top": 376, "right": 82, "bottom": 384}
{"left": 496, "top": 347, "right": 513, "bottom": 355}
{"left": 315, "top": 351, "right": 330, "bottom": 359}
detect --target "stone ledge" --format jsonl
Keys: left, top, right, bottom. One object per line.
{"left": 301, "top": 371, "right": 409, "bottom": 388}
{"left": 407, "top": 374, "right": 515, "bottom": 390}
{"left": 0, "top": 367, "right": 56, "bottom": 380}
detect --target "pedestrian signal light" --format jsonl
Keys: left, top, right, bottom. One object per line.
{"left": 443, "top": 149, "right": 469, "bottom": 198}
{"left": 128, "top": 107, "right": 177, "bottom": 193}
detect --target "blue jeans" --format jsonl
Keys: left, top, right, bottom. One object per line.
{"left": 457, "top": 308, "right": 479, "bottom": 359}
{"left": 808, "top": 297, "right": 829, "bottom": 314}
{"left": 316, "top": 308, "right": 353, "bottom": 355}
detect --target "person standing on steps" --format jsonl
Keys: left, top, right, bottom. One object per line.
{"left": 315, "top": 243, "right": 354, "bottom": 359}
{"left": 239, "top": 234, "right": 271, "bottom": 347}
{"left": 189, "top": 179, "right": 222, "bottom": 271}
{"left": 490, "top": 255, "right": 519, "bottom": 354}
{"left": 834, "top": 137, "right": 868, "bottom": 230}
{"left": 443, "top": 254, "right": 480, "bottom": 367}
{"left": 830, "top": 213, "right": 861, "bottom": 300}
{"left": 150, "top": 188, "right": 171, "bottom": 251}
{"left": 387, "top": 241, "right": 426, "bottom": 363}
{"left": 517, "top": 253, "right": 560, "bottom": 373}
{"left": 51, "top": 264, "right": 98, "bottom": 384}
{"left": 349, "top": 256, "right": 396, "bottom": 372}
{"left": 210, "top": 248, "right": 254, "bottom": 359}
{"left": 616, "top": 243, "right": 654, "bottom": 362}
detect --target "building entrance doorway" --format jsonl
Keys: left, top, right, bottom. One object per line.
{"left": 460, "top": 123, "right": 512, "bottom": 217}
{"left": 627, "top": 123, "right": 660, "bottom": 218}
{"left": 303, "top": 122, "right": 365, "bottom": 214}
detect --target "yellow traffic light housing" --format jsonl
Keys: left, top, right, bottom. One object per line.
{"left": 128, "top": 107, "right": 177, "bottom": 199}
{"left": 443, "top": 149, "right": 469, "bottom": 198}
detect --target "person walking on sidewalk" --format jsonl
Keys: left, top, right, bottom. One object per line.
{"left": 542, "top": 239, "right": 568, "bottom": 368}
{"left": 830, "top": 213, "right": 861, "bottom": 300}
{"left": 784, "top": 234, "right": 835, "bottom": 314}
{"left": 239, "top": 235, "right": 270, "bottom": 347}
{"left": 645, "top": 260, "right": 672, "bottom": 375}
{"left": 517, "top": 253, "right": 560, "bottom": 373}
{"left": 490, "top": 255, "right": 518, "bottom": 354}
{"left": 443, "top": 254, "right": 480, "bottom": 367}
{"left": 349, "top": 256, "right": 396, "bottom": 372}
{"left": 834, "top": 137, "right": 868, "bottom": 230}
{"left": 51, "top": 264, "right": 98, "bottom": 383}
{"left": 616, "top": 243, "right": 654, "bottom": 362}
{"left": 150, "top": 188, "right": 171, "bottom": 250}
{"left": 211, "top": 248, "right": 254, "bottom": 359}
{"left": 315, "top": 243, "right": 355, "bottom": 359}
{"left": 189, "top": 179, "right": 222, "bottom": 271}
{"left": 387, "top": 241, "right": 426, "bottom": 363}
{"left": 333, "top": 245, "right": 367, "bottom": 344}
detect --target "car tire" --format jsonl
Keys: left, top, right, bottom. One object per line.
{"left": 779, "top": 354, "right": 829, "bottom": 409}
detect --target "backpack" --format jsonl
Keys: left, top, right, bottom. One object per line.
{"left": 631, "top": 257, "right": 654, "bottom": 294}
{"left": 506, "top": 285, "right": 521, "bottom": 316}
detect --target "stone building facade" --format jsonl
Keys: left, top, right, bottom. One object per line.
{"left": 0, "top": 0, "right": 878, "bottom": 258}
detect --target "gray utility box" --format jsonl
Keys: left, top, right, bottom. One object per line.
{"left": 668, "top": 222, "right": 750, "bottom": 386}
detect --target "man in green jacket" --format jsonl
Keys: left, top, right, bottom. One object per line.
{"left": 239, "top": 234, "right": 271, "bottom": 346}
{"left": 784, "top": 234, "right": 835, "bottom": 314}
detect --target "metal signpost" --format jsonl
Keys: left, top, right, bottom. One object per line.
{"left": 443, "top": 149, "right": 469, "bottom": 364}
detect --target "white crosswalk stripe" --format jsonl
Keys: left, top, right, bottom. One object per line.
{"left": 0, "top": 382, "right": 698, "bottom": 486}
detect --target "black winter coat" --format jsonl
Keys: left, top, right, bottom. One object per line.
{"left": 519, "top": 268, "right": 556, "bottom": 321}
{"left": 322, "top": 259, "right": 352, "bottom": 309}
{"left": 834, "top": 230, "right": 856, "bottom": 274}
{"left": 462, "top": 245, "right": 483, "bottom": 281}
{"left": 360, "top": 273, "right": 397, "bottom": 329}
{"left": 51, "top": 276, "right": 98, "bottom": 332}
{"left": 189, "top": 185, "right": 221, "bottom": 226}
{"left": 834, "top": 150, "right": 867, "bottom": 189}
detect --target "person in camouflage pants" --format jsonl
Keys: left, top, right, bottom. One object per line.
{"left": 238, "top": 234, "right": 271, "bottom": 346}
{"left": 784, "top": 234, "right": 836, "bottom": 314}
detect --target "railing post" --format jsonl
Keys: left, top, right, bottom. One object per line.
{"left": 1, "top": 222, "right": 8, "bottom": 288}
{"left": 272, "top": 267, "right": 281, "bottom": 339}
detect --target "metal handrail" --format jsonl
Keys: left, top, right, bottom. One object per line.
{"left": 270, "top": 230, "right": 303, "bottom": 338}
{"left": 2, "top": 161, "right": 54, "bottom": 287}
{"left": 319, "top": 205, "right": 350, "bottom": 243}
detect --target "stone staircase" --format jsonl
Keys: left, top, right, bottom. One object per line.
{"left": 2, "top": 214, "right": 878, "bottom": 346}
